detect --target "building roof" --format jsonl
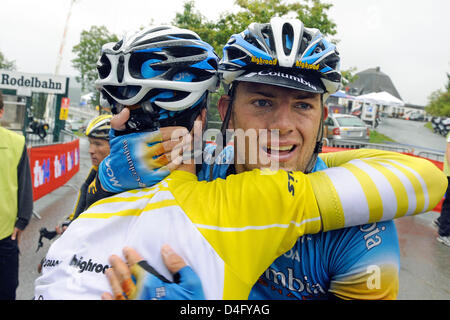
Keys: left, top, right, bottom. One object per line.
{"left": 346, "top": 67, "right": 402, "bottom": 100}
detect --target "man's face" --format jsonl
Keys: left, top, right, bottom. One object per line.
{"left": 221, "top": 82, "right": 325, "bottom": 173}
{"left": 88, "top": 137, "right": 110, "bottom": 167}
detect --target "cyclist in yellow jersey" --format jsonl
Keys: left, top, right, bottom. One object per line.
{"left": 101, "top": 19, "right": 449, "bottom": 301}
{"left": 34, "top": 24, "right": 447, "bottom": 300}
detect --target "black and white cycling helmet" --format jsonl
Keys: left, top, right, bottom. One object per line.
{"left": 85, "top": 114, "right": 112, "bottom": 140}
{"left": 219, "top": 17, "right": 341, "bottom": 172}
{"left": 95, "top": 25, "right": 219, "bottom": 132}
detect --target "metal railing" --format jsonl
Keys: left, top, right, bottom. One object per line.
{"left": 325, "top": 139, "right": 445, "bottom": 162}
{"left": 25, "top": 129, "right": 78, "bottom": 147}
{"left": 416, "top": 151, "right": 445, "bottom": 162}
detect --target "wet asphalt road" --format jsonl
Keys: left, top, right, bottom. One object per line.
{"left": 16, "top": 122, "right": 450, "bottom": 300}
{"left": 376, "top": 117, "right": 446, "bottom": 153}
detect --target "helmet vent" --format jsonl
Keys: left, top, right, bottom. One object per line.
{"left": 117, "top": 55, "right": 125, "bottom": 83}
{"left": 227, "top": 47, "right": 247, "bottom": 61}
{"left": 281, "top": 23, "right": 294, "bottom": 55}
{"left": 164, "top": 46, "right": 205, "bottom": 58}
{"left": 113, "top": 39, "right": 123, "bottom": 51}
{"left": 129, "top": 52, "right": 166, "bottom": 79}
{"left": 97, "top": 54, "right": 111, "bottom": 79}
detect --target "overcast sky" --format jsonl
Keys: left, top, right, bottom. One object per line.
{"left": 1, "top": 0, "right": 449, "bottom": 105}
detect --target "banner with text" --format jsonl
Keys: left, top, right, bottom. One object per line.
{"left": 28, "top": 139, "right": 80, "bottom": 201}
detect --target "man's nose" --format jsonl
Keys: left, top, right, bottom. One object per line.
{"left": 270, "top": 102, "right": 295, "bottom": 135}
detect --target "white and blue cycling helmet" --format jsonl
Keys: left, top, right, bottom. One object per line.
{"left": 95, "top": 25, "right": 219, "bottom": 132}
{"left": 219, "top": 17, "right": 341, "bottom": 97}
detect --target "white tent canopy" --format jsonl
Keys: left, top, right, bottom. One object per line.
{"left": 355, "top": 91, "right": 404, "bottom": 106}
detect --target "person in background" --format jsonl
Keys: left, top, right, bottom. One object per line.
{"left": 434, "top": 133, "right": 450, "bottom": 247}
{"left": 56, "top": 114, "right": 113, "bottom": 234}
{"left": 0, "top": 90, "right": 33, "bottom": 300}
{"left": 37, "top": 114, "right": 113, "bottom": 275}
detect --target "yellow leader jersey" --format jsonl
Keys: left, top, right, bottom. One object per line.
{"left": 34, "top": 149, "right": 446, "bottom": 300}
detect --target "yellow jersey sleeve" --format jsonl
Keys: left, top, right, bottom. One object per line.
{"left": 316, "top": 149, "right": 447, "bottom": 231}
{"left": 168, "top": 169, "right": 322, "bottom": 295}
{"left": 167, "top": 148, "right": 447, "bottom": 296}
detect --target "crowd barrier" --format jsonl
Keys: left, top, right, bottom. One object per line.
{"left": 27, "top": 138, "right": 80, "bottom": 201}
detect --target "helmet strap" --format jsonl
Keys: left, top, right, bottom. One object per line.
{"left": 304, "top": 95, "right": 325, "bottom": 173}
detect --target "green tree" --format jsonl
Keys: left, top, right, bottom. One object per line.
{"left": 444, "top": 72, "right": 450, "bottom": 92}
{"left": 0, "top": 51, "right": 17, "bottom": 70}
{"left": 341, "top": 66, "right": 359, "bottom": 88}
{"left": 173, "top": 0, "right": 336, "bottom": 57}
{"left": 425, "top": 89, "right": 450, "bottom": 117}
{"left": 425, "top": 74, "right": 450, "bottom": 116}
{"left": 72, "top": 25, "right": 118, "bottom": 110}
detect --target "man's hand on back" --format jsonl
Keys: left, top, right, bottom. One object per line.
{"left": 102, "top": 245, "right": 205, "bottom": 300}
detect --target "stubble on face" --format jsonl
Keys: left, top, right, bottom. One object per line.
{"left": 228, "top": 82, "right": 322, "bottom": 174}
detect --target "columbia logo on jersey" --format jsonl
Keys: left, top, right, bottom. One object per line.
{"left": 360, "top": 223, "right": 386, "bottom": 250}
{"left": 263, "top": 267, "right": 326, "bottom": 297}
{"left": 69, "top": 254, "right": 110, "bottom": 274}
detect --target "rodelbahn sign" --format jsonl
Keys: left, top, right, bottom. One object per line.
{"left": 0, "top": 69, "right": 67, "bottom": 94}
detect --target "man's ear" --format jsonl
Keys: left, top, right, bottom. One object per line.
{"left": 217, "top": 95, "right": 231, "bottom": 122}
{"left": 323, "top": 105, "right": 329, "bottom": 120}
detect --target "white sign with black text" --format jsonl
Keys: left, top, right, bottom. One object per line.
{"left": 0, "top": 69, "right": 67, "bottom": 94}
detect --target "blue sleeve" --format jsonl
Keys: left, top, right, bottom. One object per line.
{"left": 323, "top": 221, "right": 400, "bottom": 300}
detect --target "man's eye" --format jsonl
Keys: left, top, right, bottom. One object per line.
{"left": 295, "top": 102, "right": 312, "bottom": 110}
{"left": 253, "top": 100, "right": 272, "bottom": 107}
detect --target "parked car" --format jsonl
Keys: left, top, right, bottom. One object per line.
{"left": 78, "top": 119, "right": 92, "bottom": 133}
{"left": 65, "top": 119, "right": 84, "bottom": 132}
{"left": 409, "top": 112, "right": 425, "bottom": 121}
{"left": 324, "top": 113, "right": 370, "bottom": 145}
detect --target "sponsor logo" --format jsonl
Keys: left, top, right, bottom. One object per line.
{"left": 33, "top": 158, "right": 51, "bottom": 187}
{"left": 122, "top": 140, "right": 146, "bottom": 188}
{"left": 295, "top": 61, "right": 320, "bottom": 71}
{"left": 104, "top": 157, "right": 122, "bottom": 188}
{"left": 251, "top": 56, "right": 278, "bottom": 66}
{"left": 69, "top": 254, "right": 110, "bottom": 274}
{"left": 41, "top": 258, "right": 61, "bottom": 269}
{"left": 243, "top": 70, "right": 318, "bottom": 91}
{"left": 262, "top": 267, "right": 326, "bottom": 296}
{"left": 287, "top": 171, "right": 296, "bottom": 196}
{"left": 283, "top": 247, "right": 301, "bottom": 261}
{"left": 54, "top": 153, "right": 66, "bottom": 178}
{"left": 360, "top": 222, "right": 386, "bottom": 250}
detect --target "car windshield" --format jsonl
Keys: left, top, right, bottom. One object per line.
{"left": 336, "top": 117, "right": 366, "bottom": 127}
